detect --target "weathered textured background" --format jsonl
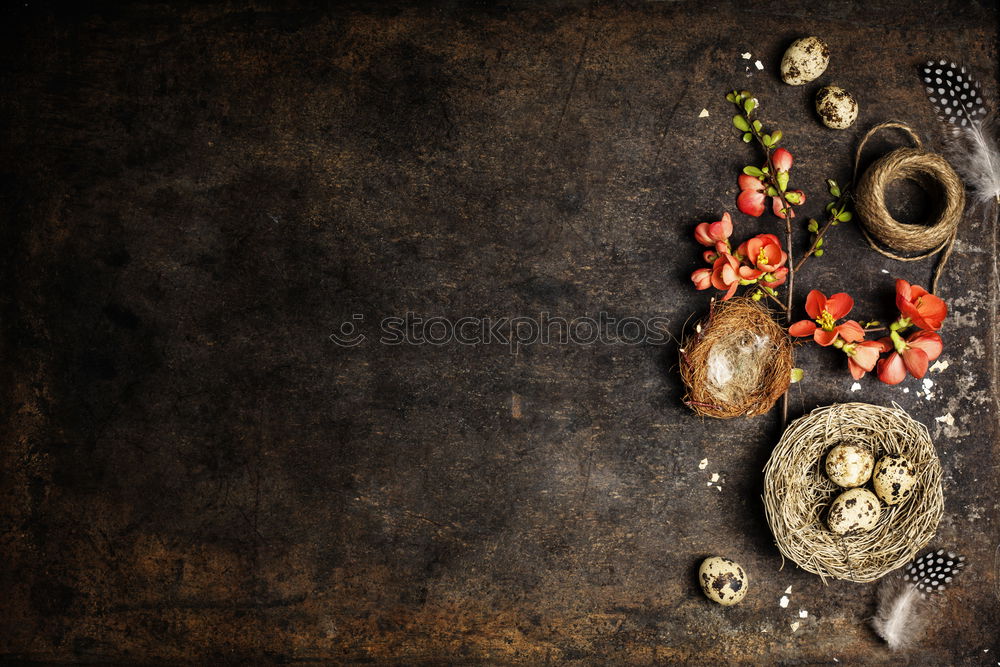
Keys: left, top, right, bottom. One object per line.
{"left": 1, "top": 1, "right": 997, "bottom": 664}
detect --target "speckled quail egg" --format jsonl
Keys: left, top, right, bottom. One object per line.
{"left": 780, "top": 36, "right": 830, "bottom": 85}
{"left": 828, "top": 487, "right": 881, "bottom": 535}
{"left": 815, "top": 85, "right": 859, "bottom": 129}
{"left": 698, "top": 556, "right": 749, "bottom": 606}
{"left": 825, "top": 443, "right": 875, "bottom": 488}
{"left": 872, "top": 454, "right": 918, "bottom": 505}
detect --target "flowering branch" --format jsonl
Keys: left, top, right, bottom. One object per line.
{"left": 789, "top": 280, "right": 948, "bottom": 384}
{"left": 727, "top": 90, "right": 804, "bottom": 320}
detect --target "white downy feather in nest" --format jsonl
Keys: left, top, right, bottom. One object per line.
{"left": 872, "top": 548, "right": 965, "bottom": 650}
{"left": 920, "top": 60, "right": 1000, "bottom": 204}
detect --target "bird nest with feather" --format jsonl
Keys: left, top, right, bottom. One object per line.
{"left": 679, "top": 297, "right": 793, "bottom": 419}
{"left": 763, "top": 402, "right": 944, "bottom": 583}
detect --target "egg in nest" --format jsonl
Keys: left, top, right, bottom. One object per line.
{"left": 825, "top": 443, "right": 874, "bottom": 488}
{"left": 872, "top": 454, "right": 917, "bottom": 505}
{"left": 828, "top": 487, "right": 881, "bottom": 535}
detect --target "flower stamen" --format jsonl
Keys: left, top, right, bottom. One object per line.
{"left": 817, "top": 309, "right": 836, "bottom": 331}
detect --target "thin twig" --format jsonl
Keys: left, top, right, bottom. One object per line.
{"left": 795, "top": 190, "right": 852, "bottom": 272}
{"left": 754, "top": 287, "right": 788, "bottom": 311}
{"left": 746, "top": 114, "right": 795, "bottom": 428}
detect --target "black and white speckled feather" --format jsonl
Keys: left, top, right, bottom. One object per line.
{"left": 903, "top": 548, "right": 966, "bottom": 594}
{"left": 872, "top": 549, "right": 965, "bottom": 650}
{"left": 920, "top": 60, "right": 1000, "bottom": 203}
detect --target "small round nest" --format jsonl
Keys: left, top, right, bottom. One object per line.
{"left": 679, "top": 297, "right": 792, "bottom": 419}
{"left": 763, "top": 403, "right": 943, "bottom": 583}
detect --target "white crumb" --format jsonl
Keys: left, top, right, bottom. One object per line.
{"left": 779, "top": 595, "right": 789, "bottom": 608}
{"left": 923, "top": 378, "right": 934, "bottom": 389}
{"left": 903, "top": 387, "right": 909, "bottom": 393}
{"left": 699, "top": 108, "right": 710, "bottom": 118}
{"left": 742, "top": 52, "right": 752, "bottom": 59}
{"left": 799, "top": 609, "right": 808, "bottom": 618}
{"left": 790, "top": 621, "right": 800, "bottom": 632}
{"left": 881, "top": 269, "right": 890, "bottom": 274}
{"left": 784, "top": 586, "right": 792, "bottom": 594}
{"left": 710, "top": 473, "right": 720, "bottom": 483}
{"left": 935, "top": 413, "right": 955, "bottom": 426}
{"left": 850, "top": 382, "right": 862, "bottom": 392}
{"left": 930, "top": 359, "right": 949, "bottom": 372}
{"left": 754, "top": 60, "right": 764, "bottom": 70}
{"left": 699, "top": 458, "right": 708, "bottom": 470}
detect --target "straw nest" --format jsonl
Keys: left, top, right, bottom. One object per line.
{"left": 763, "top": 403, "right": 943, "bottom": 583}
{"left": 680, "top": 297, "right": 792, "bottom": 419}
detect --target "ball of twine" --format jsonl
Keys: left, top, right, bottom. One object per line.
{"left": 763, "top": 403, "right": 943, "bottom": 583}
{"left": 679, "top": 297, "right": 792, "bottom": 419}
{"left": 853, "top": 121, "right": 965, "bottom": 294}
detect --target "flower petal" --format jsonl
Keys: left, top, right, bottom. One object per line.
{"left": 850, "top": 341, "right": 882, "bottom": 372}
{"left": 718, "top": 212, "right": 733, "bottom": 237}
{"left": 804, "top": 290, "right": 826, "bottom": 319}
{"left": 694, "top": 222, "right": 714, "bottom": 246}
{"left": 788, "top": 320, "right": 817, "bottom": 337}
{"left": 692, "top": 268, "right": 712, "bottom": 290}
{"left": 745, "top": 237, "right": 763, "bottom": 265}
{"left": 825, "top": 293, "right": 854, "bottom": 319}
{"left": 738, "top": 174, "right": 762, "bottom": 192}
{"left": 835, "top": 320, "right": 865, "bottom": 343}
{"left": 772, "top": 148, "right": 793, "bottom": 172}
{"left": 907, "top": 330, "right": 943, "bottom": 361}
{"left": 895, "top": 279, "right": 912, "bottom": 302}
{"left": 877, "top": 353, "right": 907, "bottom": 385}
{"left": 722, "top": 280, "right": 739, "bottom": 301}
{"left": 847, "top": 357, "right": 866, "bottom": 380}
{"left": 738, "top": 189, "right": 766, "bottom": 217}
{"left": 813, "top": 328, "right": 839, "bottom": 346}
{"left": 902, "top": 346, "right": 929, "bottom": 379}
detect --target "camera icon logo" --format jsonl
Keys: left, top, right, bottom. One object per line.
{"left": 329, "top": 314, "right": 366, "bottom": 347}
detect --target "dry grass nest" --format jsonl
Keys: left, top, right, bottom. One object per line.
{"left": 763, "top": 402, "right": 943, "bottom": 583}
{"left": 679, "top": 297, "right": 792, "bottom": 419}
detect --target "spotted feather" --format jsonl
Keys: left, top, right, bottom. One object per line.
{"left": 902, "top": 548, "right": 965, "bottom": 596}
{"left": 920, "top": 60, "right": 986, "bottom": 127}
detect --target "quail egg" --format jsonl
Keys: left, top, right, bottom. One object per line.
{"left": 828, "top": 487, "right": 881, "bottom": 535}
{"left": 825, "top": 443, "right": 875, "bottom": 488}
{"left": 816, "top": 85, "right": 859, "bottom": 129}
{"left": 780, "top": 36, "right": 830, "bottom": 85}
{"left": 698, "top": 556, "right": 749, "bottom": 606}
{"left": 872, "top": 454, "right": 917, "bottom": 505}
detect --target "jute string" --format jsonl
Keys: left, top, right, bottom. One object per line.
{"left": 853, "top": 121, "right": 965, "bottom": 294}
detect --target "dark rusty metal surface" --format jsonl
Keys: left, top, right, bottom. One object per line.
{"left": 1, "top": 2, "right": 997, "bottom": 664}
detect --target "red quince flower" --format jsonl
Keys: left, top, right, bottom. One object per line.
{"left": 691, "top": 267, "right": 712, "bottom": 290}
{"left": 895, "top": 279, "right": 947, "bottom": 331}
{"left": 737, "top": 174, "right": 767, "bottom": 217}
{"left": 738, "top": 233, "right": 787, "bottom": 272}
{"left": 876, "top": 330, "right": 943, "bottom": 385}
{"left": 709, "top": 252, "right": 760, "bottom": 301}
{"left": 772, "top": 148, "right": 793, "bottom": 172}
{"left": 694, "top": 212, "right": 733, "bottom": 247}
{"left": 788, "top": 290, "right": 865, "bottom": 346}
{"left": 844, "top": 340, "right": 888, "bottom": 380}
